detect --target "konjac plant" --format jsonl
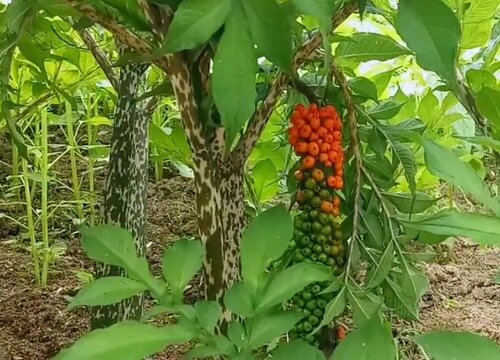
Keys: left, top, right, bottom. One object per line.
{"left": 1, "top": 0, "right": 500, "bottom": 359}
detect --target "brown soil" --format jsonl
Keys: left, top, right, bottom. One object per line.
{"left": 1, "top": 134, "right": 499, "bottom": 360}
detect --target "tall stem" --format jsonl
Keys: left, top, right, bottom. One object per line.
{"left": 22, "top": 157, "right": 41, "bottom": 287}
{"left": 87, "top": 96, "right": 97, "bottom": 225}
{"left": 40, "top": 108, "right": 50, "bottom": 288}
{"left": 11, "top": 139, "right": 20, "bottom": 199}
{"left": 66, "top": 101, "right": 83, "bottom": 220}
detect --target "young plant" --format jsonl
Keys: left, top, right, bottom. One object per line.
{"left": 54, "top": 206, "right": 334, "bottom": 359}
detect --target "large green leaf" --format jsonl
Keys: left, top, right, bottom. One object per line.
{"left": 348, "top": 291, "right": 384, "bottom": 327}
{"left": 392, "top": 142, "right": 417, "bottom": 194}
{"left": 330, "top": 316, "right": 395, "bottom": 360}
{"left": 271, "top": 340, "right": 326, "bottom": 360}
{"left": 162, "top": 238, "right": 204, "bottom": 296}
{"left": 224, "top": 282, "right": 255, "bottom": 317}
{"left": 80, "top": 225, "right": 137, "bottom": 269}
{"left": 414, "top": 331, "right": 500, "bottom": 360}
{"left": 422, "top": 138, "right": 500, "bottom": 216}
{"left": 240, "top": 206, "right": 293, "bottom": 290}
{"left": 247, "top": 311, "right": 304, "bottom": 349}
{"left": 212, "top": 2, "right": 258, "bottom": 146}
{"left": 252, "top": 159, "right": 279, "bottom": 203}
{"left": 367, "top": 101, "right": 404, "bottom": 120}
{"left": 317, "top": 287, "right": 347, "bottom": 329}
{"left": 383, "top": 192, "right": 438, "bottom": 214}
{"left": 465, "top": 69, "right": 496, "bottom": 92}
{"left": 476, "top": 86, "right": 500, "bottom": 131}
{"left": 194, "top": 300, "right": 221, "bottom": 333}
{"left": 162, "top": 0, "right": 232, "bottom": 52}
{"left": 395, "top": 0, "right": 460, "bottom": 87}
{"left": 463, "top": 0, "right": 500, "bottom": 23}
{"left": 458, "top": 136, "right": 500, "bottom": 152}
{"left": 366, "top": 241, "right": 395, "bottom": 289}
{"left": 349, "top": 77, "right": 378, "bottom": 101}
{"left": 101, "top": 0, "right": 150, "bottom": 31}
{"left": 242, "top": 0, "right": 292, "bottom": 70}
{"left": 399, "top": 210, "right": 500, "bottom": 246}
{"left": 256, "top": 263, "right": 333, "bottom": 311}
{"left": 53, "top": 321, "right": 195, "bottom": 360}
{"left": 69, "top": 277, "right": 147, "bottom": 309}
{"left": 336, "top": 33, "right": 411, "bottom": 63}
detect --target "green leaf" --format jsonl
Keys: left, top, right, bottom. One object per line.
{"left": 466, "top": 69, "right": 496, "bottom": 92}
{"left": 213, "top": 2, "right": 258, "bottom": 146}
{"left": 331, "top": 316, "right": 395, "bottom": 360}
{"left": 399, "top": 210, "right": 500, "bottom": 246}
{"left": 392, "top": 142, "right": 417, "bottom": 194}
{"left": 4, "top": 0, "right": 34, "bottom": 33}
{"left": 457, "top": 136, "right": 500, "bottom": 152}
{"left": 382, "top": 278, "right": 419, "bottom": 320}
{"left": 348, "top": 290, "right": 383, "bottom": 327}
{"left": 69, "top": 277, "right": 147, "bottom": 309}
{"left": 101, "top": 0, "right": 150, "bottom": 31}
{"left": 227, "top": 322, "right": 248, "bottom": 349}
{"left": 224, "top": 282, "right": 255, "bottom": 317}
{"left": 367, "top": 101, "right": 404, "bottom": 119}
{"left": 242, "top": 0, "right": 292, "bottom": 70}
{"left": 80, "top": 225, "right": 137, "bottom": 268}
{"left": 257, "top": 263, "right": 333, "bottom": 312}
{"left": 476, "top": 86, "right": 500, "bottom": 131}
{"left": 422, "top": 137, "right": 500, "bottom": 216}
{"left": 271, "top": 340, "right": 326, "bottom": 360}
{"left": 366, "top": 241, "right": 395, "bottom": 289}
{"left": 414, "top": 331, "right": 500, "bottom": 360}
{"left": 194, "top": 300, "right": 221, "bottom": 333}
{"left": 396, "top": 0, "right": 460, "bottom": 87}
{"left": 383, "top": 192, "right": 438, "bottom": 213}
{"left": 53, "top": 321, "right": 195, "bottom": 360}
{"left": 247, "top": 311, "right": 304, "bottom": 349}
{"left": 162, "top": 0, "right": 232, "bottom": 52}
{"left": 336, "top": 33, "right": 411, "bottom": 63}
{"left": 349, "top": 77, "right": 378, "bottom": 101}
{"left": 317, "top": 287, "right": 346, "bottom": 330}
{"left": 463, "top": 0, "right": 500, "bottom": 23}
{"left": 240, "top": 206, "right": 293, "bottom": 290}
{"left": 162, "top": 238, "right": 204, "bottom": 296}
{"left": 252, "top": 159, "right": 279, "bottom": 203}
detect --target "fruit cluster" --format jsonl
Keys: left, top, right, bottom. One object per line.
{"left": 287, "top": 103, "right": 347, "bottom": 344}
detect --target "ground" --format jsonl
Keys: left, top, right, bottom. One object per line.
{"left": 0, "top": 135, "right": 499, "bottom": 360}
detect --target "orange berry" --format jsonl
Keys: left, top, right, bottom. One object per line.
{"left": 312, "top": 168, "right": 325, "bottom": 182}
{"left": 296, "top": 141, "right": 308, "bottom": 154}
{"left": 308, "top": 142, "right": 320, "bottom": 157}
{"left": 331, "top": 142, "right": 341, "bottom": 152}
{"left": 336, "top": 169, "right": 344, "bottom": 177}
{"left": 317, "top": 138, "right": 324, "bottom": 145}
{"left": 334, "top": 177, "right": 344, "bottom": 189}
{"left": 318, "top": 126, "right": 328, "bottom": 138}
{"left": 333, "top": 119, "right": 342, "bottom": 131}
{"left": 320, "top": 143, "right": 331, "bottom": 153}
{"left": 333, "top": 195, "right": 341, "bottom": 207}
{"left": 289, "top": 127, "right": 299, "bottom": 137}
{"left": 309, "top": 103, "right": 318, "bottom": 112}
{"left": 319, "top": 153, "right": 329, "bottom": 163}
{"left": 333, "top": 131, "right": 342, "bottom": 141}
{"left": 327, "top": 176, "right": 336, "bottom": 188}
{"left": 324, "top": 134, "right": 334, "bottom": 143}
{"left": 335, "top": 161, "right": 343, "bottom": 172}
{"left": 303, "top": 155, "right": 316, "bottom": 169}
{"left": 325, "top": 160, "right": 332, "bottom": 167}
{"left": 328, "top": 150, "right": 338, "bottom": 162}
{"left": 289, "top": 135, "right": 298, "bottom": 146}
{"left": 293, "top": 118, "right": 306, "bottom": 129}
{"left": 323, "top": 118, "right": 335, "bottom": 130}
{"left": 310, "top": 132, "right": 319, "bottom": 141}
{"left": 310, "top": 117, "right": 321, "bottom": 129}
{"left": 321, "top": 201, "right": 334, "bottom": 214}
{"left": 300, "top": 124, "right": 312, "bottom": 138}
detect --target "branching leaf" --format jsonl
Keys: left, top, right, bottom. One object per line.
{"left": 257, "top": 262, "right": 332, "bottom": 311}
{"left": 242, "top": 0, "right": 292, "bottom": 70}
{"left": 366, "top": 241, "right": 395, "bottom": 289}
{"left": 348, "top": 290, "right": 383, "bottom": 327}
{"left": 162, "top": 0, "right": 232, "bottom": 52}
{"left": 247, "top": 311, "right": 304, "bottom": 349}
{"left": 69, "top": 277, "right": 147, "bottom": 309}
{"left": 213, "top": 2, "right": 258, "bottom": 145}
{"left": 399, "top": 210, "right": 500, "bottom": 246}
{"left": 383, "top": 192, "right": 438, "bottom": 214}
{"left": 414, "top": 331, "right": 500, "bottom": 360}
{"left": 336, "top": 33, "right": 411, "bottom": 63}
{"left": 316, "top": 287, "right": 346, "bottom": 330}
{"left": 53, "top": 321, "right": 195, "bottom": 360}
{"left": 331, "top": 316, "right": 395, "bottom": 360}
{"left": 162, "top": 238, "right": 204, "bottom": 296}
{"left": 396, "top": 0, "right": 460, "bottom": 87}
{"left": 240, "top": 206, "right": 293, "bottom": 290}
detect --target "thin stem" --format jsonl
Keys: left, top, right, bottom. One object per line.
{"left": 330, "top": 58, "right": 363, "bottom": 281}
{"left": 40, "top": 108, "right": 50, "bottom": 288}
{"left": 22, "top": 157, "right": 41, "bottom": 287}
{"left": 11, "top": 138, "right": 20, "bottom": 199}
{"left": 87, "top": 96, "right": 97, "bottom": 225}
{"left": 66, "top": 101, "right": 83, "bottom": 220}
